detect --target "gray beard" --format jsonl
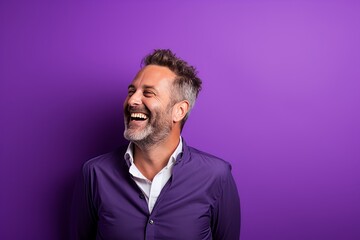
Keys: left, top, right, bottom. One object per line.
{"left": 124, "top": 114, "right": 172, "bottom": 150}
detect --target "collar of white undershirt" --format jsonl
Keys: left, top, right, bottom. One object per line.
{"left": 124, "top": 137, "right": 183, "bottom": 168}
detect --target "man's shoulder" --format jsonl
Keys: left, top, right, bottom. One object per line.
{"left": 180, "top": 145, "right": 235, "bottom": 192}
{"left": 185, "top": 145, "right": 232, "bottom": 174}
{"left": 82, "top": 146, "right": 127, "bottom": 173}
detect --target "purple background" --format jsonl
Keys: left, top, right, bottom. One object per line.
{"left": 1, "top": 1, "right": 359, "bottom": 239}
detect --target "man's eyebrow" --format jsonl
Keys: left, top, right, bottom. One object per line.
{"left": 127, "top": 84, "right": 158, "bottom": 93}
{"left": 128, "top": 84, "right": 135, "bottom": 89}
{"left": 143, "top": 85, "right": 156, "bottom": 90}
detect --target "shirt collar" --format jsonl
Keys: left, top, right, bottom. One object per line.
{"left": 124, "top": 137, "right": 183, "bottom": 168}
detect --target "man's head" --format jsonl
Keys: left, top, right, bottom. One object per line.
{"left": 123, "top": 49, "right": 202, "bottom": 147}
{"left": 142, "top": 49, "right": 202, "bottom": 126}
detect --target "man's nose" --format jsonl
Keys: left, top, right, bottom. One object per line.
{"left": 127, "top": 91, "right": 142, "bottom": 106}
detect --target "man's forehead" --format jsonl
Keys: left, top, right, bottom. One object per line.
{"left": 129, "top": 65, "right": 176, "bottom": 87}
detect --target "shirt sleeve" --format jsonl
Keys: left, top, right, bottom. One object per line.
{"left": 211, "top": 164, "right": 241, "bottom": 240}
{"left": 69, "top": 163, "right": 98, "bottom": 240}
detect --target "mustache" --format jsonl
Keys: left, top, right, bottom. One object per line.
{"left": 126, "top": 105, "right": 150, "bottom": 115}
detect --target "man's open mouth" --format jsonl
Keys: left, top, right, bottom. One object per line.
{"left": 130, "top": 112, "right": 148, "bottom": 121}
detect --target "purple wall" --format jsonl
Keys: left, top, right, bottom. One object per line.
{"left": 1, "top": 1, "right": 359, "bottom": 239}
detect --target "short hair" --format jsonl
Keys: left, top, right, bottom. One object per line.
{"left": 142, "top": 49, "right": 202, "bottom": 129}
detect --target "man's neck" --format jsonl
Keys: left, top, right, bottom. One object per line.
{"left": 133, "top": 133, "right": 180, "bottom": 181}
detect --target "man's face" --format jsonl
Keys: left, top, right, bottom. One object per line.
{"left": 123, "top": 65, "right": 177, "bottom": 146}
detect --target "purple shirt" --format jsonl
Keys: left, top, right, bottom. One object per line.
{"left": 70, "top": 140, "right": 240, "bottom": 240}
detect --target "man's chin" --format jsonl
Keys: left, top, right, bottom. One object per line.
{"left": 124, "top": 129, "right": 150, "bottom": 142}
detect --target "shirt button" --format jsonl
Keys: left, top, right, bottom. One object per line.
{"left": 149, "top": 219, "right": 154, "bottom": 224}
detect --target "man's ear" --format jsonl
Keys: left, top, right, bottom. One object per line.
{"left": 173, "top": 100, "right": 190, "bottom": 123}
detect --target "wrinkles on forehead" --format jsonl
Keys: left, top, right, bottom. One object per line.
{"left": 126, "top": 65, "right": 179, "bottom": 108}
{"left": 130, "top": 65, "right": 176, "bottom": 94}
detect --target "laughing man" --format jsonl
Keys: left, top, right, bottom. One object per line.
{"left": 71, "top": 49, "right": 240, "bottom": 240}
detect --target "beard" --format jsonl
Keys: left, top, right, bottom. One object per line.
{"left": 124, "top": 105, "right": 173, "bottom": 149}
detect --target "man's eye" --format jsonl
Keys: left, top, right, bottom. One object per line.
{"left": 143, "top": 91, "right": 154, "bottom": 97}
{"left": 128, "top": 90, "right": 135, "bottom": 96}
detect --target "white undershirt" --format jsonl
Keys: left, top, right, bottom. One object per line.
{"left": 124, "top": 138, "right": 183, "bottom": 213}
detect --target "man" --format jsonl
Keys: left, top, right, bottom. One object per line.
{"left": 71, "top": 49, "right": 240, "bottom": 239}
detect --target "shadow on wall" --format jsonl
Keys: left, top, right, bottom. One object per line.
{"left": 0, "top": 74, "right": 130, "bottom": 239}
{"left": 59, "top": 86, "right": 128, "bottom": 239}
{"left": 58, "top": 92, "right": 128, "bottom": 239}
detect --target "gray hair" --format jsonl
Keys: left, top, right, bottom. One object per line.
{"left": 142, "top": 49, "right": 202, "bottom": 129}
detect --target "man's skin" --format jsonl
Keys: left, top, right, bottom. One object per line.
{"left": 123, "top": 65, "right": 190, "bottom": 181}
{"left": 70, "top": 55, "right": 240, "bottom": 240}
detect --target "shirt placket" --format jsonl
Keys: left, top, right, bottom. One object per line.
{"left": 148, "top": 171, "right": 163, "bottom": 213}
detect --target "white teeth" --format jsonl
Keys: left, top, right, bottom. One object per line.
{"left": 130, "top": 113, "right": 147, "bottom": 119}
